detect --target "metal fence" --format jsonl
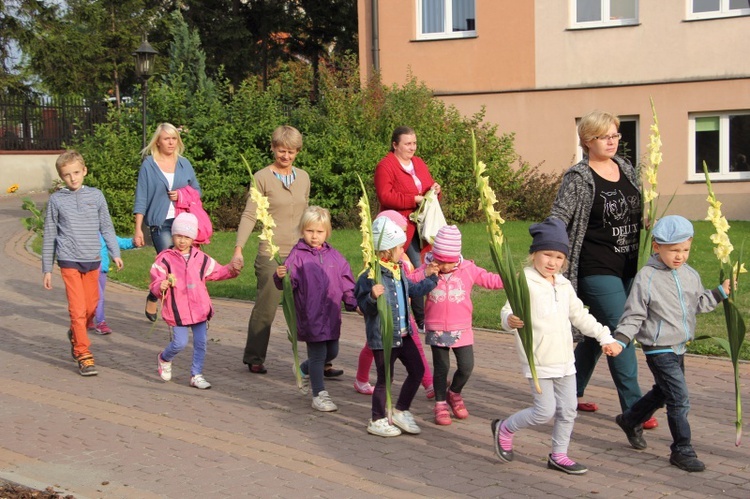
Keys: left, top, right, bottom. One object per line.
{"left": 0, "top": 96, "right": 108, "bottom": 151}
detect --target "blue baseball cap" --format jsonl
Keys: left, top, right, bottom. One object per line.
{"left": 652, "top": 215, "right": 694, "bottom": 244}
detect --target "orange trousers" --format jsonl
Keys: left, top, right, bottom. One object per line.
{"left": 61, "top": 267, "right": 99, "bottom": 359}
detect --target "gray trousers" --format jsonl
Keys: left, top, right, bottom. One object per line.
{"left": 505, "top": 374, "right": 578, "bottom": 454}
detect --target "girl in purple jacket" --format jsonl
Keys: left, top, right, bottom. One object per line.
{"left": 421, "top": 225, "right": 504, "bottom": 426}
{"left": 152, "top": 213, "right": 241, "bottom": 390}
{"left": 275, "top": 206, "right": 358, "bottom": 412}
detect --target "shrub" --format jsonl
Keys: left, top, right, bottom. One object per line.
{"left": 72, "top": 53, "right": 555, "bottom": 234}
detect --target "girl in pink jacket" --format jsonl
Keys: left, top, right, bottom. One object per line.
{"left": 421, "top": 225, "right": 504, "bottom": 425}
{"left": 151, "top": 213, "right": 240, "bottom": 389}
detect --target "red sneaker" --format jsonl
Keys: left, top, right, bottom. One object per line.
{"left": 643, "top": 417, "right": 659, "bottom": 430}
{"left": 577, "top": 402, "right": 599, "bottom": 412}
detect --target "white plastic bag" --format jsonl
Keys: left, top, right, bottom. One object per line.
{"left": 410, "top": 189, "right": 447, "bottom": 245}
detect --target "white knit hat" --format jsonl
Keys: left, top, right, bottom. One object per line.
{"left": 172, "top": 212, "right": 199, "bottom": 240}
{"left": 372, "top": 216, "right": 407, "bottom": 251}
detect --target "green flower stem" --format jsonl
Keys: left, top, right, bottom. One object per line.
{"left": 472, "top": 131, "right": 540, "bottom": 393}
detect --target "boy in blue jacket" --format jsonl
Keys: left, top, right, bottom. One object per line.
{"left": 613, "top": 215, "right": 730, "bottom": 472}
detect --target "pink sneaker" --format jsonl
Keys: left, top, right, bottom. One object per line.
{"left": 447, "top": 390, "right": 469, "bottom": 419}
{"left": 354, "top": 379, "right": 374, "bottom": 395}
{"left": 86, "top": 319, "right": 95, "bottom": 331}
{"left": 94, "top": 321, "right": 112, "bottom": 335}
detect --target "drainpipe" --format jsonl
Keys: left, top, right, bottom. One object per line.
{"left": 371, "top": 0, "right": 380, "bottom": 72}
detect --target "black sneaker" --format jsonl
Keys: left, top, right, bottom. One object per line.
{"left": 547, "top": 455, "right": 588, "bottom": 475}
{"left": 615, "top": 414, "right": 647, "bottom": 450}
{"left": 490, "top": 419, "right": 513, "bottom": 462}
{"left": 669, "top": 452, "right": 705, "bottom": 472}
{"left": 324, "top": 364, "right": 344, "bottom": 377}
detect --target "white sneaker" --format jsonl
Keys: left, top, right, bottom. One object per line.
{"left": 157, "top": 353, "right": 172, "bottom": 381}
{"left": 392, "top": 409, "right": 421, "bottom": 434}
{"left": 292, "top": 363, "right": 309, "bottom": 394}
{"left": 190, "top": 374, "right": 211, "bottom": 389}
{"left": 367, "top": 417, "right": 402, "bottom": 437}
{"left": 312, "top": 390, "right": 338, "bottom": 412}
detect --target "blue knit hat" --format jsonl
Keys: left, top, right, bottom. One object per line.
{"left": 529, "top": 217, "right": 569, "bottom": 256}
{"left": 652, "top": 215, "right": 694, "bottom": 244}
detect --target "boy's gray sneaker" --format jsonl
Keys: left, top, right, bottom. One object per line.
{"left": 78, "top": 356, "right": 98, "bottom": 376}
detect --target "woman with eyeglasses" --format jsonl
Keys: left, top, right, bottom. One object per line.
{"left": 550, "top": 110, "right": 658, "bottom": 430}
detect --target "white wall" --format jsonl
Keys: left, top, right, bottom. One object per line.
{"left": 0, "top": 154, "right": 59, "bottom": 196}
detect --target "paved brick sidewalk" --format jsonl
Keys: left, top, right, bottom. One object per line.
{"left": 0, "top": 194, "right": 748, "bottom": 498}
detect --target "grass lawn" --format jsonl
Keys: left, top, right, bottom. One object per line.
{"left": 58, "top": 220, "right": 750, "bottom": 360}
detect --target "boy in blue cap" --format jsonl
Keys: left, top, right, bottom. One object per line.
{"left": 612, "top": 215, "right": 730, "bottom": 472}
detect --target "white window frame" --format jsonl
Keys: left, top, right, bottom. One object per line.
{"left": 416, "top": 0, "right": 477, "bottom": 40}
{"left": 686, "top": 0, "right": 750, "bottom": 21}
{"left": 688, "top": 111, "right": 750, "bottom": 181}
{"left": 569, "top": 0, "right": 639, "bottom": 29}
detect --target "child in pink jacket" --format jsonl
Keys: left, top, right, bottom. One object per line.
{"left": 151, "top": 213, "right": 240, "bottom": 389}
{"left": 421, "top": 225, "right": 504, "bottom": 425}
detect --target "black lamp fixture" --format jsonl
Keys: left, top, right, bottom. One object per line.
{"left": 132, "top": 35, "right": 158, "bottom": 149}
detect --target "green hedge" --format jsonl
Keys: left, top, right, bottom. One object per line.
{"left": 74, "top": 57, "right": 542, "bottom": 235}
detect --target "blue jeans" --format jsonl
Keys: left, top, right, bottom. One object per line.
{"left": 161, "top": 321, "right": 208, "bottom": 377}
{"left": 622, "top": 352, "right": 694, "bottom": 456}
{"left": 575, "top": 274, "right": 642, "bottom": 411}
{"left": 150, "top": 218, "right": 174, "bottom": 254}
{"left": 147, "top": 218, "right": 174, "bottom": 303}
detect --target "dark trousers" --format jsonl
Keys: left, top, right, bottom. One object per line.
{"left": 301, "top": 340, "right": 339, "bottom": 397}
{"left": 405, "top": 234, "right": 424, "bottom": 328}
{"left": 371, "top": 334, "right": 424, "bottom": 420}
{"left": 621, "top": 352, "right": 694, "bottom": 456}
{"left": 575, "top": 274, "right": 642, "bottom": 411}
{"left": 147, "top": 218, "right": 174, "bottom": 303}
{"left": 431, "top": 344, "right": 474, "bottom": 402}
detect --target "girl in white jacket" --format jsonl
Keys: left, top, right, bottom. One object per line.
{"left": 494, "top": 218, "right": 622, "bottom": 475}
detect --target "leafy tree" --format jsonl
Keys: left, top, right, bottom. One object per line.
{"left": 166, "top": 9, "right": 214, "bottom": 96}
{"left": 181, "top": 0, "right": 290, "bottom": 89}
{"left": 287, "top": 0, "right": 358, "bottom": 102}
{"left": 0, "top": 0, "right": 56, "bottom": 96}
{"left": 16, "top": 0, "right": 160, "bottom": 101}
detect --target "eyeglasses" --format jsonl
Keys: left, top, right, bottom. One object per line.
{"left": 594, "top": 133, "right": 622, "bottom": 142}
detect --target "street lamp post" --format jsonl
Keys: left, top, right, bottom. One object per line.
{"left": 132, "top": 35, "right": 158, "bottom": 150}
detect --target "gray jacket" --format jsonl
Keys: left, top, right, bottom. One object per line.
{"left": 614, "top": 254, "right": 725, "bottom": 355}
{"left": 549, "top": 154, "right": 640, "bottom": 292}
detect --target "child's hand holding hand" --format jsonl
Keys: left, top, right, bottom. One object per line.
{"left": 276, "top": 265, "right": 287, "bottom": 278}
{"left": 603, "top": 342, "right": 623, "bottom": 357}
{"left": 424, "top": 261, "right": 439, "bottom": 277}
{"left": 508, "top": 315, "right": 524, "bottom": 329}
{"left": 371, "top": 284, "right": 385, "bottom": 299}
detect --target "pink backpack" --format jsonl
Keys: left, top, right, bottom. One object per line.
{"left": 175, "top": 185, "right": 213, "bottom": 245}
